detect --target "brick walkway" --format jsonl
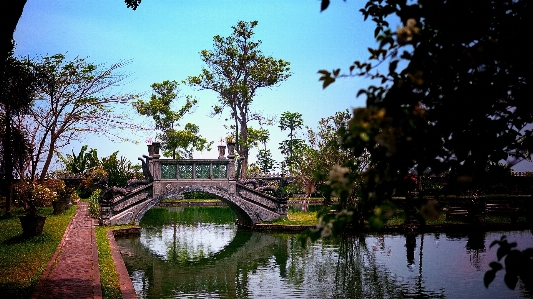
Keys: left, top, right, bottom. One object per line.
{"left": 31, "top": 202, "right": 102, "bottom": 299}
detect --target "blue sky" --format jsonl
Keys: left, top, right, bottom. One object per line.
{"left": 14, "top": 0, "right": 378, "bottom": 170}
{"left": 13, "top": 0, "right": 532, "bottom": 172}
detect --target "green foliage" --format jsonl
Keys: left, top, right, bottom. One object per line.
{"left": 56, "top": 145, "right": 99, "bottom": 174}
{"left": 316, "top": 0, "right": 533, "bottom": 229}
{"left": 318, "top": 1, "right": 533, "bottom": 289}
{"left": 26, "top": 53, "right": 134, "bottom": 181}
{"left": 12, "top": 180, "right": 58, "bottom": 216}
{"left": 246, "top": 163, "right": 262, "bottom": 177}
{"left": 78, "top": 167, "right": 107, "bottom": 199}
{"left": 41, "top": 179, "right": 70, "bottom": 202}
{"left": 95, "top": 226, "right": 123, "bottom": 299}
{"left": 246, "top": 127, "right": 270, "bottom": 149}
{"left": 160, "top": 123, "right": 212, "bottom": 159}
{"left": 256, "top": 149, "right": 276, "bottom": 174}
{"left": 100, "top": 152, "right": 142, "bottom": 188}
{"left": 278, "top": 111, "right": 305, "bottom": 168}
{"left": 133, "top": 80, "right": 210, "bottom": 159}
{"left": 88, "top": 189, "right": 101, "bottom": 219}
{"left": 0, "top": 54, "right": 36, "bottom": 116}
{"left": 290, "top": 110, "right": 369, "bottom": 203}
{"left": 124, "top": 0, "right": 142, "bottom": 10}
{"left": 186, "top": 20, "right": 291, "bottom": 177}
{"left": 133, "top": 80, "right": 193, "bottom": 130}
{"left": 1, "top": 53, "right": 37, "bottom": 214}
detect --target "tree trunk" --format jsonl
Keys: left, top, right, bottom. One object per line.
{"left": 2, "top": 107, "right": 13, "bottom": 216}
{"left": 0, "top": 0, "right": 27, "bottom": 75}
{"left": 0, "top": 0, "right": 27, "bottom": 216}
{"left": 38, "top": 134, "right": 57, "bottom": 182}
{"left": 239, "top": 117, "right": 248, "bottom": 179}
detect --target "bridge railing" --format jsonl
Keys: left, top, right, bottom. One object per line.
{"left": 147, "top": 142, "right": 236, "bottom": 181}
{"left": 155, "top": 159, "right": 232, "bottom": 180}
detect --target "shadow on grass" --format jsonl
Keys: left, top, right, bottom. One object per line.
{"left": 2, "top": 233, "right": 52, "bottom": 245}
{"left": 0, "top": 281, "right": 35, "bottom": 299}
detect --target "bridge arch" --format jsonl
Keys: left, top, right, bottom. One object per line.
{"left": 98, "top": 146, "right": 288, "bottom": 226}
{"left": 134, "top": 185, "right": 260, "bottom": 225}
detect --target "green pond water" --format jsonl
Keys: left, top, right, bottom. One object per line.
{"left": 115, "top": 206, "right": 533, "bottom": 299}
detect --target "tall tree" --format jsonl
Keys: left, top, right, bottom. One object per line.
{"left": 27, "top": 54, "right": 135, "bottom": 181}
{"left": 278, "top": 111, "right": 305, "bottom": 168}
{"left": 319, "top": 1, "right": 533, "bottom": 290}
{"left": 247, "top": 127, "right": 274, "bottom": 174}
{"left": 0, "top": 53, "right": 36, "bottom": 215}
{"left": 186, "top": 20, "right": 291, "bottom": 178}
{"left": 292, "top": 110, "right": 369, "bottom": 204}
{"left": 133, "top": 80, "right": 210, "bottom": 159}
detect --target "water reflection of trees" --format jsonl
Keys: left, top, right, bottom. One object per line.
{"left": 446, "top": 230, "right": 487, "bottom": 270}
{"left": 282, "top": 234, "right": 446, "bottom": 298}
{"left": 123, "top": 207, "right": 509, "bottom": 298}
{"left": 334, "top": 235, "right": 403, "bottom": 298}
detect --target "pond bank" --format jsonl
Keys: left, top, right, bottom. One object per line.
{"left": 110, "top": 221, "right": 532, "bottom": 236}
{"left": 251, "top": 222, "right": 532, "bottom": 233}
{"left": 156, "top": 199, "right": 326, "bottom": 207}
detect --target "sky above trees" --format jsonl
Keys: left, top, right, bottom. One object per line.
{"left": 13, "top": 0, "right": 378, "bottom": 169}
{"left": 12, "top": 0, "right": 532, "bottom": 172}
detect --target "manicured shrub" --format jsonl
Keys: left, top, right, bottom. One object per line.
{"left": 88, "top": 189, "right": 101, "bottom": 219}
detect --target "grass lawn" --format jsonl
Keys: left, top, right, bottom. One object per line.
{"left": 269, "top": 210, "right": 320, "bottom": 225}
{"left": 95, "top": 225, "right": 129, "bottom": 299}
{"left": 0, "top": 205, "right": 77, "bottom": 299}
{"left": 161, "top": 198, "right": 221, "bottom": 203}
{"left": 270, "top": 206, "right": 526, "bottom": 227}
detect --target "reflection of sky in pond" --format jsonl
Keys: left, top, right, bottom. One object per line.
{"left": 247, "top": 241, "right": 342, "bottom": 298}
{"left": 244, "top": 232, "right": 533, "bottom": 299}
{"left": 364, "top": 231, "right": 533, "bottom": 299}
{"left": 140, "top": 223, "right": 237, "bottom": 262}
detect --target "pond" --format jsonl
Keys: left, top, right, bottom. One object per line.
{"left": 116, "top": 206, "right": 533, "bottom": 299}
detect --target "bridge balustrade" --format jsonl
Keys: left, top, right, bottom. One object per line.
{"left": 157, "top": 159, "right": 231, "bottom": 180}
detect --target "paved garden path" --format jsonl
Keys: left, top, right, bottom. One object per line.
{"left": 31, "top": 202, "right": 102, "bottom": 299}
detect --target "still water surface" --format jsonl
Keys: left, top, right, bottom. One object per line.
{"left": 116, "top": 207, "right": 533, "bottom": 299}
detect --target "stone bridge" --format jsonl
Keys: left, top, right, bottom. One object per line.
{"left": 98, "top": 143, "right": 288, "bottom": 226}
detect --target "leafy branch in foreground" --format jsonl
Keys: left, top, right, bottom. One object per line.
{"left": 317, "top": 0, "right": 533, "bottom": 291}
{"left": 485, "top": 236, "right": 533, "bottom": 290}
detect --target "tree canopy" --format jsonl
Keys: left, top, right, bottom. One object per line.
{"left": 279, "top": 111, "right": 305, "bottom": 169}
{"left": 186, "top": 20, "right": 291, "bottom": 178}
{"left": 25, "top": 54, "right": 135, "bottom": 181}
{"left": 314, "top": 2, "right": 533, "bottom": 288}
{"left": 315, "top": 0, "right": 533, "bottom": 218}
{"left": 133, "top": 80, "right": 211, "bottom": 159}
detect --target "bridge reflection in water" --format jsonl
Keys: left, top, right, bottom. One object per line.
{"left": 115, "top": 207, "right": 403, "bottom": 298}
